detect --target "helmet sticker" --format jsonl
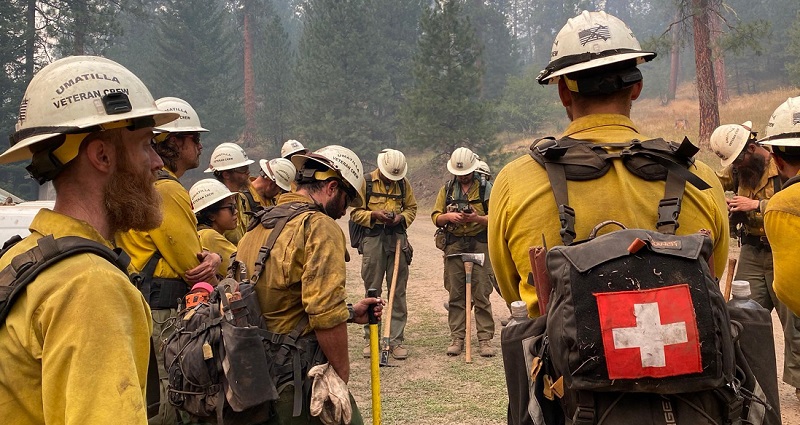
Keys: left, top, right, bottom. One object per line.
{"left": 579, "top": 24, "right": 611, "bottom": 46}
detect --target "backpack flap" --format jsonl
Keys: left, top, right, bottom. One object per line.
{"left": 545, "top": 229, "right": 734, "bottom": 394}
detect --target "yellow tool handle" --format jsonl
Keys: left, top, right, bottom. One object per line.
{"left": 370, "top": 323, "right": 381, "bottom": 425}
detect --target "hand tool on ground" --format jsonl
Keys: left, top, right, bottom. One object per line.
{"left": 723, "top": 257, "right": 738, "bottom": 302}
{"left": 367, "top": 288, "right": 381, "bottom": 425}
{"left": 380, "top": 238, "right": 403, "bottom": 366}
{"left": 446, "top": 252, "right": 485, "bottom": 364}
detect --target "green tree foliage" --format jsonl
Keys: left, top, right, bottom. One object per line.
{"left": 293, "top": 0, "right": 392, "bottom": 156}
{"left": 463, "top": 0, "right": 521, "bottom": 100}
{"left": 496, "top": 67, "right": 561, "bottom": 135}
{"left": 251, "top": 0, "right": 295, "bottom": 151}
{"left": 41, "top": 0, "right": 128, "bottom": 56}
{"left": 787, "top": 11, "right": 800, "bottom": 86}
{"left": 400, "top": 0, "right": 495, "bottom": 155}
{"left": 150, "top": 0, "right": 242, "bottom": 144}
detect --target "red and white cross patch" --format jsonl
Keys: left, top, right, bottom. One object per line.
{"left": 595, "top": 284, "right": 702, "bottom": 379}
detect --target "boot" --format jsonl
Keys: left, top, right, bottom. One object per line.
{"left": 479, "top": 340, "right": 495, "bottom": 357}
{"left": 446, "top": 338, "right": 464, "bottom": 356}
{"left": 391, "top": 345, "right": 409, "bottom": 360}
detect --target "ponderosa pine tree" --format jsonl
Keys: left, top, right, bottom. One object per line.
{"left": 400, "top": 0, "right": 494, "bottom": 155}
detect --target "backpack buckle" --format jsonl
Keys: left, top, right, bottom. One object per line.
{"left": 558, "top": 205, "right": 576, "bottom": 245}
{"left": 656, "top": 197, "right": 681, "bottom": 232}
{"left": 572, "top": 406, "right": 596, "bottom": 425}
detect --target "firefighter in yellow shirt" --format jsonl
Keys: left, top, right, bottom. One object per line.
{"left": 190, "top": 179, "right": 239, "bottom": 276}
{"left": 0, "top": 56, "right": 175, "bottom": 424}
{"left": 432, "top": 147, "right": 496, "bottom": 358}
{"left": 206, "top": 142, "right": 255, "bottom": 245}
{"left": 242, "top": 157, "right": 297, "bottom": 213}
{"left": 710, "top": 121, "right": 800, "bottom": 395}
{"left": 763, "top": 98, "right": 800, "bottom": 403}
{"left": 117, "top": 96, "right": 221, "bottom": 424}
{"left": 487, "top": 11, "right": 728, "bottom": 319}
{"left": 350, "top": 149, "right": 417, "bottom": 360}
{"left": 236, "top": 145, "right": 382, "bottom": 424}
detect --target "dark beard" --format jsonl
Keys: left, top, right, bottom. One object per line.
{"left": 104, "top": 152, "right": 163, "bottom": 234}
{"left": 737, "top": 154, "right": 767, "bottom": 191}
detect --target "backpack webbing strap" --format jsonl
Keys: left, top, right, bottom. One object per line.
{"left": 543, "top": 161, "right": 577, "bottom": 246}
{"left": 268, "top": 315, "right": 312, "bottom": 417}
{"left": 241, "top": 189, "right": 262, "bottom": 214}
{"left": 131, "top": 250, "right": 163, "bottom": 307}
{"left": 250, "top": 203, "right": 319, "bottom": 284}
{"left": 782, "top": 174, "right": 800, "bottom": 190}
{"left": 0, "top": 235, "right": 129, "bottom": 323}
{"left": 365, "top": 173, "right": 406, "bottom": 209}
{"left": 445, "top": 178, "right": 489, "bottom": 213}
{"left": 572, "top": 390, "right": 596, "bottom": 425}
{"left": 656, "top": 170, "right": 686, "bottom": 235}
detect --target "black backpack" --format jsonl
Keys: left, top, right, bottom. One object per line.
{"left": 348, "top": 172, "right": 406, "bottom": 249}
{"left": 0, "top": 234, "right": 130, "bottom": 323}
{"left": 163, "top": 202, "right": 325, "bottom": 424}
{"left": 501, "top": 137, "right": 775, "bottom": 425}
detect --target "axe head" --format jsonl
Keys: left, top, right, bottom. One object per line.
{"left": 461, "top": 253, "right": 485, "bottom": 267}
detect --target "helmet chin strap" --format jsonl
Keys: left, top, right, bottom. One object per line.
{"left": 308, "top": 193, "right": 330, "bottom": 217}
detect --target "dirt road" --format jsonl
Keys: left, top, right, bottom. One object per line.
{"left": 340, "top": 216, "right": 799, "bottom": 424}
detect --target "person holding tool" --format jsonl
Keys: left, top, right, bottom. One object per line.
{"left": 432, "top": 146, "right": 495, "bottom": 358}
{"left": 350, "top": 148, "right": 417, "bottom": 360}
{"left": 235, "top": 145, "right": 383, "bottom": 424}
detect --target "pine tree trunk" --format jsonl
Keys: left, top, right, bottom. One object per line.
{"left": 667, "top": 11, "right": 680, "bottom": 102}
{"left": 72, "top": 0, "right": 87, "bottom": 55}
{"left": 692, "top": 0, "right": 719, "bottom": 148}
{"left": 25, "top": 0, "right": 34, "bottom": 82}
{"left": 243, "top": 2, "right": 256, "bottom": 147}
{"left": 710, "top": 11, "right": 728, "bottom": 104}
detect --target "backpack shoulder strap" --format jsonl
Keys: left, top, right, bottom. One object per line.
{"left": 530, "top": 136, "right": 711, "bottom": 244}
{"left": 364, "top": 172, "right": 373, "bottom": 206}
{"left": 479, "top": 179, "right": 488, "bottom": 213}
{"left": 248, "top": 202, "right": 321, "bottom": 283}
{"left": 445, "top": 179, "right": 455, "bottom": 204}
{"left": 398, "top": 178, "right": 406, "bottom": 209}
{"left": 0, "top": 235, "right": 130, "bottom": 323}
{"left": 782, "top": 174, "right": 800, "bottom": 190}
{"left": 241, "top": 189, "right": 260, "bottom": 213}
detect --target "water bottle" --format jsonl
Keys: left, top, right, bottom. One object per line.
{"left": 727, "top": 280, "right": 764, "bottom": 310}
{"left": 505, "top": 300, "right": 530, "bottom": 327}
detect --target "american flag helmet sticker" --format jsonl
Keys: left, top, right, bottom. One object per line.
{"left": 579, "top": 24, "right": 612, "bottom": 46}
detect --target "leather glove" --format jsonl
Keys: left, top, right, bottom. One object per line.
{"left": 308, "top": 363, "right": 352, "bottom": 425}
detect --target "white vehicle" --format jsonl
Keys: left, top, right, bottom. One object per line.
{"left": 0, "top": 200, "right": 55, "bottom": 244}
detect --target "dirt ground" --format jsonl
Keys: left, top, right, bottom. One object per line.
{"left": 338, "top": 216, "right": 800, "bottom": 424}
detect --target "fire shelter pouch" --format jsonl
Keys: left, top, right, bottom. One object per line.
{"left": 545, "top": 228, "right": 734, "bottom": 394}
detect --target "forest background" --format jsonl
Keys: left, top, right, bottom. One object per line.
{"left": 1, "top": 0, "right": 799, "bottom": 201}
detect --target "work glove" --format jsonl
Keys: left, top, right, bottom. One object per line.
{"left": 308, "top": 363, "right": 352, "bottom": 425}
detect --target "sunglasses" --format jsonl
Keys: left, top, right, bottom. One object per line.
{"left": 217, "top": 204, "right": 237, "bottom": 214}
{"left": 231, "top": 167, "right": 250, "bottom": 175}
{"left": 181, "top": 132, "right": 201, "bottom": 144}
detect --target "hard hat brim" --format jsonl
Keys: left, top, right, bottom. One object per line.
{"left": 759, "top": 135, "right": 800, "bottom": 147}
{"left": 154, "top": 125, "right": 209, "bottom": 133}
{"left": 378, "top": 162, "right": 407, "bottom": 181}
{"left": 0, "top": 110, "right": 180, "bottom": 165}
{"left": 447, "top": 161, "right": 479, "bottom": 176}
{"left": 204, "top": 158, "right": 255, "bottom": 173}
{"left": 541, "top": 52, "right": 655, "bottom": 85}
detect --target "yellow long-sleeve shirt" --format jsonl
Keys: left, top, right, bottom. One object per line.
{"left": 488, "top": 114, "right": 729, "bottom": 317}
{"left": 235, "top": 193, "right": 349, "bottom": 335}
{"left": 765, "top": 171, "right": 800, "bottom": 315}
{"left": 350, "top": 169, "right": 417, "bottom": 228}
{"left": 198, "top": 226, "right": 236, "bottom": 276}
{"left": 0, "top": 209, "right": 152, "bottom": 424}
{"left": 116, "top": 168, "right": 202, "bottom": 283}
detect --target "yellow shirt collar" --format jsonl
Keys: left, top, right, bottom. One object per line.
{"left": 561, "top": 114, "right": 644, "bottom": 141}
{"left": 29, "top": 208, "right": 114, "bottom": 249}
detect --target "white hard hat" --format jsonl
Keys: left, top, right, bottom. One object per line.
{"left": 1, "top": 56, "right": 178, "bottom": 165}
{"left": 759, "top": 97, "right": 800, "bottom": 148}
{"left": 377, "top": 149, "right": 407, "bottom": 181}
{"left": 447, "top": 147, "right": 479, "bottom": 176}
{"left": 281, "top": 139, "right": 306, "bottom": 159}
{"left": 536, "top": 11, "right": 656, "bottom": 86}
{"left": 475, "top": 160, "right": 491, "bottom": 177}
{"left": 710, "top": 121, "right": 754, "bottom": 167}
{"left": 259, "top": 157, "right": 296, "bottom": 192}
{"left": 292, "top": 145, "right": 366, "bottom": 208}
{"left": 153, "top": 97, "right": 208, "bottom": 133}
{"left": 204, "top": 142, "right": 254, "bottom": 172}
{"left": 189, "top": 178, "right": 233, "bottom": 214}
